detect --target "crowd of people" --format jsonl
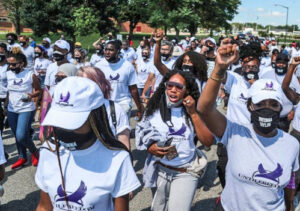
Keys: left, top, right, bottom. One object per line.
{"left": 0, "top": 31, "right": 300, "bottom": 210}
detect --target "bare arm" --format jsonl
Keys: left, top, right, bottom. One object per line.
{"left": 154, "top": 32, "right": 170, "bottom": 76}
{"left": 30, "top": 74, "right": 42, "bottom": 99}
{"left": 129, "top": 85, "right": 144, "bottom": 120}
{"left": 117, "top": 129, "right": 130, "bottom": 151}
{"left": 183, "top": 96, "right": 214, "bottom": 146}
{"left": 93, "top": 37, "right": 102, "bottom": 48}
{"left": 36, "top": 191, "right": 53, "bottom": 211}
{"left": 114, "top": 194, "right": 129, "bottom": 211}
{"left": 197, "top": 38, "right": 239, "bottom": 138}
{"left": 141, "top": 73, "right": 155, "bottom": 100}
{"left": 282, "top": 59, "right": 300, "bottom": 105}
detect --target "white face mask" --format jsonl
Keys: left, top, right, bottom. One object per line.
{"left": 165, "top": 91, "right": 183, "bottom": 108}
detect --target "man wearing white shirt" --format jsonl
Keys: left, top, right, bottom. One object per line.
{"left": 6, "top": 33, "right": 20, "bottom": 51}
{"left": 120, "top": 41, "right": 137, "bottom": 64}
{"left": 95, "top": 40, "right": 143, "bottom": 120}
{"left": 19, "top": 36, "right": 35, "bottom": 71}
{"left": 42, "top": 37, "right": 53, "bottom": 60}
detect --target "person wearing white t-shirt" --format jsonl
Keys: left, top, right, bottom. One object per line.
{"left": 71, "top": 48, "right": 90, "bottom": 69}
{"left": 136, "top": 70, "right": 213, "bottom": 211}
{"left": 290, "top": 43, "right": 300, "bottom": 62}
{"left": 90, "top": 43, "right": 104, "bottom": 66}
{"left": 135, "top": 48, "right": 153, "bottom": 98}
{"left": 5, "top": 33, "right": 20, "bottom": 51}
{"left": 120, "top": 41, "right": 137, "bottom": 64}
{"left": 34, "top": 45, "right": 52, "bottom": 88}
{"left": 95, "top": 40, "right": 143, "bottom": 120}
{"left": 198, "top": 41, "right": 299, "bottom": 210}
{"left": 6, "top": 49, "right": 41, "bottom": 170}
{"left": 200, "top": 37, "right": 217, "bottom": 78}
{"left": 77, "top": 66, "right": 131, "bottom": 150}
{"left": 42, "top": 37, "right": 53, "bottom": 60}
{"left": 19, "top": 35, "right": 35, "bottom": 71}
{"left": 44, "top": 40, "right": 70, "bottom": 91}
{"left": 36, "top": 77, "right": 140, "bottom": 211}
{"left": 282, "top": 57, "right": 300, "bottom": 195}
{"left": 260, "top": 53, "right": 299, "bottom": 132}
{"left": 0, "top": 43, "right": 8, "bottom": 133}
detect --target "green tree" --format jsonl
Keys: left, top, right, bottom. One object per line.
{"left": 2, "top": 0, "right": 23, "bottom": 35}
{"left": 118, "top": 0, "right": 151, "bottom": 40}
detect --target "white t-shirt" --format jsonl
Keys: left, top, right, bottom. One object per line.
{"left": 104, "top": 100, "right": 130, "bottom": 136}
{"left": 120, "top": 47, "right": 137, "bottom": 63}
{"left": 224, "top": 71, "right": 251, "bottom": 124}
{"left": 135, "top": 59, "right": 154, "bottom": 88}
{"left": 95, "top": 59, "right": 137, "bottom": 103}
{"left": 260, "top": 57, "right": 272, "bottom": 72}
{"left": 151, "top": 58, "right": 175, "bottom": 91}
{"left": 34, "top": 58, "right": 52, "bottom": 76}
{"left": 219, "top": 120, "right": 299, "bottom": 211}
{"left": 35, "top": 140, "right": 140, "bottom": 211}
{"left": 0, "top": 135, "right": 6, "bottom": 166}
{"left": 46, "top": 47, "right": 53, "bottom": 60}
{"left": 206, "top": 59, "right": 215, "bottom": 78}
{"left": 290, "top": 48, "right": 300, "bottom": 60}
{"left": 7, "top": 68, "right": 35, "bottom": 113}
{"left": 293, "top": 102, "right": 300, "bottom": 131}
{"left": 270, "top": 45, "right": 279, "bottom": 52}
{"left": 44, "top": 62, "right": 58, "bottom": 88}
{"left": 260, "top": 69, "right": 300, "bottom": 117}
{"left": 90, "top": 54, "right": 103, "bottom": 67}
{"left": 21, "top": 46, "right": 35, "bottom": 71}
{"left": 0, "top": 64, "right": 8, "bottom": 99}
{"left": 148, "top": 107, "right": 196, "bottom": 167}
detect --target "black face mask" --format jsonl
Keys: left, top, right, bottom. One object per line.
{"left": 206, "top": 45, "right": 214, "bottom": 52}
{"left": 7, "top": 39, "right": 14, "bottom": 45}
{"left": 251, "top": 108, "right": 280, "bottom": 134}
{"left": 0, "top": 54, "right": 5, "bottom": 62}
{"left": 75, "top": 57, "right": 81, "bottom": 62}
{"left": 20, "top": 42, "right": 26, "bottom": 47}
{"left": 54, "top": 127, "right": 96, "bottom": 151}
{"left": 275, "top": 65, "right": 287, "bottom": 75}
{"left": 142, "top": 55, "right": 148, "bottom": 60}
{"left": 161, "top": 53, "right": 170, "bottom": 61}
{"left": 34, "top": 52, "right": 42, "bottom": 58}
{"left": 96, "top": 49, "right": 102, "bottom": 55}
{"left": 243, "top": 71, "right": 259, "bottom": 81}
{"left": 10, "top": 67, "right": 21, "bottom": 74}
{"left": 42, "top": 42, "right": 49, "bottom": 48}
{"left": 53, "top": 53, "right": 65, "bottom": 62}
{"left": 182, "top": 64, "right": 194, "bottom": 72}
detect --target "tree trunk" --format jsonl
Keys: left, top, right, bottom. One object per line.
{"left": 164, "top": 26, "right": 167, "bottom": 36}
{"left": 175, "top": 28, "right": 180, "bottom": 39}
{"left": 129, "top": 21, "right": 137, "bottom": 41}
{"left": 15, "top": 6, "right": 21, "bottom": 35}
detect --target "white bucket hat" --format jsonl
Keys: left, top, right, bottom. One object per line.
{"left": 42, "top": 76, "right": 104, "bottom": 130}
{"left": 54, "top": 40, "right": 70, "bottom": 52}
{"left": 204, "top": 37, "right": 216, "bottom": 45}
{"left": 248, "top": 79, "right": 283, "bottom": 105}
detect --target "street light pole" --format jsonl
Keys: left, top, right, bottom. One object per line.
{"left": 274, "top": 4, "right": 289, "bottom": 44}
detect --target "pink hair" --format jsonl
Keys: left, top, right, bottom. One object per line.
{"left": 78, "top": 66, "right": 112, "bottom": 99}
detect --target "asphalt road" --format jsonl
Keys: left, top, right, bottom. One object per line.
{"left": 0, "top": 110, "right": 223, "bottom": 211}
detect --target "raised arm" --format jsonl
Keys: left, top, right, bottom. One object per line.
{"left": 197, "top": 38, "right": 239, "bottom": 138}
{"left": 154, "top": 32, "right": 171, "bottom": 76}
{"left": 282, "top": 57, "right": 300, "bottom": 105}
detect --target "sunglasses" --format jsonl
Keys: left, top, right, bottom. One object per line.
{"left": 8, "top": 63, "right": 19, "bottom": 67}
{"left": 165, "top": 81, "right": 186, "bottom": 91}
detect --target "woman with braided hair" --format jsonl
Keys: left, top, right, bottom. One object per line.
{"left": 136, "top": 70, "right": 213, "bottom": 211}
{"left": 35, "top": 77, "right": 140, "bottom": 211}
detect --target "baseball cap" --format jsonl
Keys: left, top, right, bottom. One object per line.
{"left": 42, "top": 77, "right": 104, "bottom": 130}
{"left": 54, "top": 40, "right": 70, "bottom": 52}
{"left": 43, "top": 37, "right": 51, "bottom": 44}
{"left": 248, "top": 79, "right": 283, "bottom": 105}
{"left": 172, "top": 46, "right": 183, "bottom": 57}
{"left": 75, "top": 42, "right": 82, "bottom": 47}
{"left": 204, "top": 37, "right": 216, "bottom": 45}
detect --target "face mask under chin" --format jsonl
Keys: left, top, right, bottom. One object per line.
{"left": 165, "top": 91, "right": 183, "bottom": 108}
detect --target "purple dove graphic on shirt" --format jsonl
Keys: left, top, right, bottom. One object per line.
{"left": 254, "top": 163, "right": 283, "bottom": 183}
{"left": 239, "top": 93, "right": 248, "bottom": 101}
{"left": 141, "top": 69, "right": 147, "bottom": 73}
{"left": 110, "top": 73, "right": 120, "bottom": 81}
{"left": 13, "top": 79, "right": 23, "bottom": 86}
{"left": 265, "top": 81, "right": 274, "bottom": 89}
{"left": 169, "top": 123, "right": 186, "bottom": 136}
{"left": 55, "top": 181, "right": 87, "bottom": 206}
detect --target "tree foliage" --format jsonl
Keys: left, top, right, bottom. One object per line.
{"left": 2, "top": 0, "right": 23, "bottom": 35}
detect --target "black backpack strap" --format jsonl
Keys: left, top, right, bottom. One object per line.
{"left": 109, "top": 100, "right": 117, "bottom": 129}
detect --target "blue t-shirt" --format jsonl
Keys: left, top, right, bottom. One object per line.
{"left": 218, "top": 120, "right": 299, "bottom": 211}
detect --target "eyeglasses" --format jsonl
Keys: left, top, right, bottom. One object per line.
{"left": 165, "top": 81, "right": 186, "bottom": 91}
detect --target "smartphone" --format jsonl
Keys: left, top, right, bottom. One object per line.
{"left": 165, "top": 145, "right": 178, "bottom": 160}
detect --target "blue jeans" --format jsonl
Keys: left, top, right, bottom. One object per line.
{"left": 7, "top": 111, "right": 37, "bottom": 159}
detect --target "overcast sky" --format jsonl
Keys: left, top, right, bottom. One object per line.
{"left": 232, "top": 0, "right": 300, "bottom": 27}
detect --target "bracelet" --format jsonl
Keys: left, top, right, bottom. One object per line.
{"left": 210, "top": 75, "right": 225, "bottom": 82}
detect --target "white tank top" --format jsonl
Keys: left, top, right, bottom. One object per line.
{"left": 7, "top": 68, "right": 35, "bottom": 113}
